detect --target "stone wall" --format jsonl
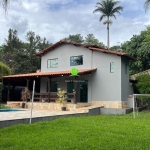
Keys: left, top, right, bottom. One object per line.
{"left": 92, "top": 101, "right": 128, "bottom": 108}
{"left": 26, "top": 102, "right": 91, "bottom": 111}
{"left": 7, "top": 101, "right": 128, "bottom": 110}
{"left": 7, "top": 101, "right": 22, "bottom": 108}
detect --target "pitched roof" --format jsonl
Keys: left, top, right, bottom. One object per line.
{"left": 89, "top": 47, "right": 136, "bottom": 60}
{"left": 3, "top": 68, "right": 97, "bottom": 79}
{"left": 35, "top": 40, "right": 103, "bottom": 57}
{"left": 35, "top": 40, "right": 135, "bottom": 60}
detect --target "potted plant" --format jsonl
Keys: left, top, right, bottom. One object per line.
{"left": 56, "top": 88, "right": 68, "bottom": 111}
{"left": 21, "top": 87, "right": 31, "bottom": 108}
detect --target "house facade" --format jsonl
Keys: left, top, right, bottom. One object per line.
{"left": 37, "top": 41, "right": 133, "bottom": 108}
{"left": 3, "top": 40, "right": 134, "bottom": 109}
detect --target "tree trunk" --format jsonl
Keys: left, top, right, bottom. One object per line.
{"left": 107, "top": 17, "right": 110, "bottom": 49}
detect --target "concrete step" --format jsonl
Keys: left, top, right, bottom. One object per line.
{"left": 70, "top": 105, "right": 103, "bottom": 113}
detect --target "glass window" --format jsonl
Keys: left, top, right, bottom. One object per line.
{"left": 70, "top": 55, "right": 83, "bottom": 66}
{"left": 47, "top": 58, "right": 58, "bottom": 68}
{"left": 110, "top": 62, "right": 114, "bottom": 73}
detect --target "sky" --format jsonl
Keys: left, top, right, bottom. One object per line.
{"left": 0, "top": 0, "right": 149, "bottom": 47}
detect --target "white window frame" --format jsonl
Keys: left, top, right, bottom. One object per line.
{"left": 110, "top": 62, "right": 114, "bottom": 73}
{"left": 70, "top": 55, "right": 83, "bottom": 66}
{"left": 47, "top": 58, "right": 58, "bottom": 68}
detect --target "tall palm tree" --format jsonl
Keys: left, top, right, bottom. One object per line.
{"left": 93, "top": 0, "right": 123, "bottom": 49}
{"left": 144, "top": 0, "right": 150, "bottom": 11}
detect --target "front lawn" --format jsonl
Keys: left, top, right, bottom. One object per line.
{"left": 1, "top": 111, "right": 150, "bottom": 150}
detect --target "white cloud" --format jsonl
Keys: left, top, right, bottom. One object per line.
{"left": 0, "top": 0, "right": 149, "bottom": 47}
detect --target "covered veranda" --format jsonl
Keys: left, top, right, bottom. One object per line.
{"left": 2, "top": 68, "right": 96, "bottom": 106}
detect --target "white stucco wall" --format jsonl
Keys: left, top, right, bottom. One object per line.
{"left": 121, "top": 57, "right": 133, "bottom": 101}
{"left": 41, "top": 44, "right": 92, "bottom": 72}
{"left": 91, "top": 51, "right": 122, "bottom": 101}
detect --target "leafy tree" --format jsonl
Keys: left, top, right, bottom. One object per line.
{"left": 23, "top": 31, "right": 50, "bottom": 73}
{"left": 3, "top": 29, "right": 22, "bottom": 54}
{"left": 0, "top": 29, "right": 23, "bottom": 74}
{"left": 135, "top": 74, "right": 150, "bottom": 107}
{"left": 136, "top": 74, "right": 150, "bottom": 94}
{"left": 93, "top": 0, "right": 123, "bottom": 49}
{"left": 38, "top": 37, "right": 51, "bottom": 51}
{"left": 84, "top": 34, "right": 105, "bottom": 47}
{"left": 63, "top": 34, "right": 84, "bottom": 43}
{"left": 0, "top": 29, "right": 50, "bottom": 74}
{"left": 121, "top": 27, "right": 150, "bottom": 75}
{"left": 0, "top": 61, "right": 11, "bottom": 77}
{"left": 109, "top": 45, "right": 121, "bottom": 51}
{"left": 0, "top": 61, "right": 11, "bottom": 106}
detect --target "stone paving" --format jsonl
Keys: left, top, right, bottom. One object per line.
{"left": 0, "top": 109, "right": 86, "bottom": 121}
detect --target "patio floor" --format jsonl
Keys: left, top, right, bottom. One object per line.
{"left": 0, "top": 109, "right": 87, "bottom": 121}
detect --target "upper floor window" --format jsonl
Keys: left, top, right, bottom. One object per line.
{"left": 70, "top": 55, "right": 83, "bottom": 66}
{"left": 110, "top": 62, "right": 114, "bottom": 73}
{"left": 47, "top": 58, "right": 58, "bottom": 68}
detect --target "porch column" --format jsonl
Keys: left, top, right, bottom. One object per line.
{"left": 26, "top": 79, "right": 30, "bottom": 89}
{"left": 48, "top": 77, "right": 51, "bottom": 103}
{"left": 11, "top": 86, "right": 15, "bottom": 101}
{"left": 7, "top": 78, "right": 10, "bottom": 101}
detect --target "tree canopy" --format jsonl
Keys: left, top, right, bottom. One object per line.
{"left": 63, "top": 33, "right": 106, "bottom": 47}
{"left": 63, "top": 34, "right": 84, "bottom": 43}
{"left": 0, "top": 29, "right": 50, "bottom": 74}
{"left": 121, "top": 26, "right": 150, "bottom": 75}
{"left": 0, "top": 61, "right": 11, "bottom": 78}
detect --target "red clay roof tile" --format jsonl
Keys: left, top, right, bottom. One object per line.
{"left": 35, "top": 40, "right": 135, "bottom": 60}
{"left": 3, "top": 68, "right": 97, "bottom": 79}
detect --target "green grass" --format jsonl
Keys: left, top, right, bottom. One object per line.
{"left": 1, "top": 111, "right": 150, "bottom": 150}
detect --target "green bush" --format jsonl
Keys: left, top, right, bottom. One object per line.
{"left": 0, "top": 104, "right": 9, "bottom": 109}
{"left": 0, "top": 61, "right": 11, "bottom": 78}
{"left": 135, "top": 74, "right": 150, "bottom": 106}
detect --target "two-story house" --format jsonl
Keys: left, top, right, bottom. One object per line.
{"left": 3, "top": 40, "right": 134, "bottom": 109}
